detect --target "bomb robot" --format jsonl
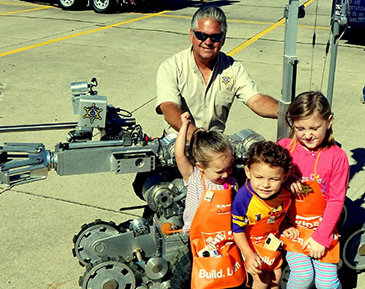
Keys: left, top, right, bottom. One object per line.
{"left": 0, "top": 78, "right": 265, "bottom": 289}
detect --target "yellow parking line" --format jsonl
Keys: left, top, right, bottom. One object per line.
{"left": 227, "top": 18, "right": 286, "bottom": 56}
{"left": 0, "top": 0, "right": 320, "bottom": 58}
{"left": 0, "top": 6, "right": 54, "bottom": 16}
{"left": 0, "top": 10, "right": 170, "bottom": 58}
{"left": 227, "top": 0, "right": 314, "bottom": 56}
{"left": 0, "top": 1, "right": 48, "bottom": 6}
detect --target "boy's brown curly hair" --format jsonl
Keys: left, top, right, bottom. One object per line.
{"left": 245, "top": 140, "right": 292, "bottom": 174}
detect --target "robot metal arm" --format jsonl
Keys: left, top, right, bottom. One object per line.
{"left": 0, "top": 78, "right": 264, "bottom": 187}
{"left": 0, "top": 142, "right": 52, "bottom": 186}
{"left": 0, "top": 140, "right": 160, "bottom": 186}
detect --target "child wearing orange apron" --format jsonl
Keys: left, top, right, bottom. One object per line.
{"left": 175, "top": 112, "right": 246, "bottom": 288}
{"left": 279, "top": 146, "right": 340, "bottom": 263}
{"left": 232, "top": 141, "right": 297, "bottom": 289}
{"left": 278, "top": 91, "right": 349, "bottom": 289}
{"left": 189, "top": 174, "right": 246, "bottom": 289}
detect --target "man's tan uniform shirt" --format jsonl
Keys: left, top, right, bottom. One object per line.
{"left": 156, "top": 47, "right": 259, "bottom": 134}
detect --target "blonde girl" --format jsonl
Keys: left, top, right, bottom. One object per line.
{"left": 278, "top": 91, "right": 349, "bottom": 289}
{"left": 175, "top": 111, "right": 245, "bottom": 289}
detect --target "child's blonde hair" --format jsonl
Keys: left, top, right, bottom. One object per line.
{"left": 286, "top": 91, "right": 335, "bottom": 149}
{"left": 188, "top": 128, "right": 232, "bottom": 168}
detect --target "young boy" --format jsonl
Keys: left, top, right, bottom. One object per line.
{"left": 232, "top": 141, "right": 298, "bottom": 289}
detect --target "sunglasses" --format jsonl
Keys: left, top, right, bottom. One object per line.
{"left": 193, "top": 31, "right": 224, "bottom": 43}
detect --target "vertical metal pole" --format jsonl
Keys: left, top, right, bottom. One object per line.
{"left": 327, "top": 0, "right": 348, "bottom": 107}
{"left": 277, "top": 0, "right": 300, "bottom": 141}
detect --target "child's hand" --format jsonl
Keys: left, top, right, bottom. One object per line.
{"left": 302, "top": 237, "right": 325, "bottom": 259}
{"left": 245, "top": 252, "right": 262, "bottom": 275}
{"left": 282, "top": 227, "right": 300, "bottom": 240}
{"left": 290, "top": 181, "right": 302, "bottom": 194}
{"left": 180, "top": 112, "right": 191, "bottom": 125}
{"left": 287, "top": 175, "right": 303, "bottom": 194}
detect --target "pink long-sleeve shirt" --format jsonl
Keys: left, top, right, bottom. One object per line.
{"left": 278, "top": 138, "right": 349, "bottom": 248}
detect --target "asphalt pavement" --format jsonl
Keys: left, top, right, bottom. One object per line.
{"left": 0, "top": 0, "right": 364, "bottom": 288}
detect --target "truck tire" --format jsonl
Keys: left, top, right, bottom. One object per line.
{"left": 90, "top": 0, "right": 117, "bottom": 13}
{"left": 58, "top": 0, "right": 87, "bottom": 10}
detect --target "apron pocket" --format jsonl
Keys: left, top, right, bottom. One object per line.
{"left": 191, "top": 246, "right": 245, "bottom": 289}
{"left": 252, "top": 244, "right": 283, "bottom": 271}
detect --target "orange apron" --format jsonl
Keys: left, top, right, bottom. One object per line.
{"left": 190, "top": 173, "right": 245, "bottom": 289}
{"left": 244, "top": 181, "right": 291, "bottom": 271}
{"left": 280, "top": 144, "right": 340, "bottom": 263}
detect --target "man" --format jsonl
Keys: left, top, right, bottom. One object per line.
{"left": 156, "top": 5, "right": 278, "bottom": 140}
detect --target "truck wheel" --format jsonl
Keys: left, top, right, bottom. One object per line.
{"left": 58, "top": 0, "right": 87, "bottom": 10}
{"left": 170, "top": 245, "right": 192, "bottom": 289}
{"left": 90, "top": 0, "right": 117, "bottom": 13}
